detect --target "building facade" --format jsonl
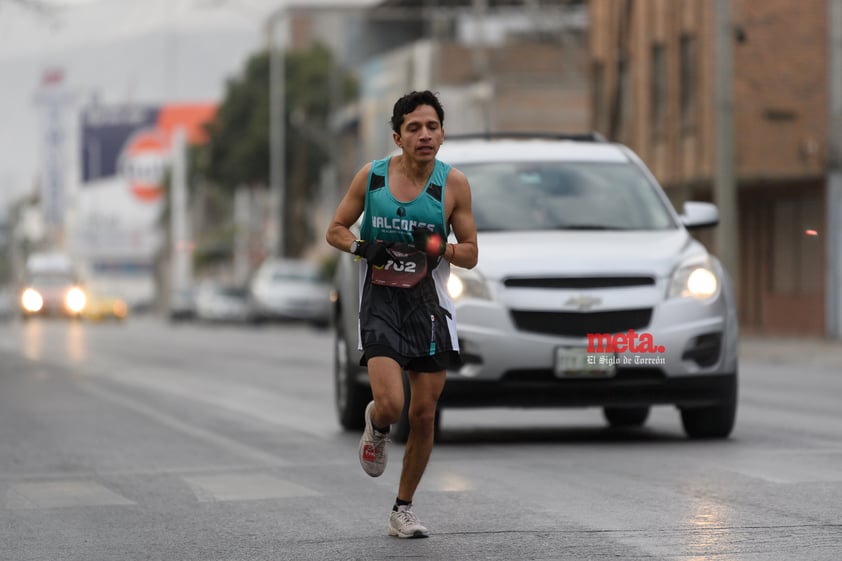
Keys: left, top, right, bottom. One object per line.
{"left": 589, "top": 0, "right": 829, "bottom": 335}
{"left": 278, "top": 1, "right": 592, "bottom": 264}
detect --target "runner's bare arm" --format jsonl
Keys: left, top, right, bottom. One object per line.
{"left": 326, "top": 163, "right": 372, "bottom": 253}
{"left": 445, "top": 168, "right": 478, "bottom": 269}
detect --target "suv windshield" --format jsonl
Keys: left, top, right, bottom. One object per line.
{"left": 460, "top": 161, "right": 677, "bottom": 232}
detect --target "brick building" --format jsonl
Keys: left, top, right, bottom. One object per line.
{"left": 589, "top": 0, "right": 829, "bottom": 335}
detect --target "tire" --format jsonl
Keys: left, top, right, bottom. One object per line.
{"left": 603, "top": 406, "right": 650, "bottom": 428}
{"left": 249, "top": 313, "right": 262, "bottom": 325}
{"left": 333, "top": 311, "right": 369, "bottom": 431}
{"left": 680, "top": 374, "right": 738, "bottom": 439}
{"left": 392, "top": 373, "right": 441, "bottom": 444}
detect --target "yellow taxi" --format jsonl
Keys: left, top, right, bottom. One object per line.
{"left": 81, "top": 291, "right": 129, "bottom": 322}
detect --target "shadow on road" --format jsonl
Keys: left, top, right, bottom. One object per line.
{"left": 435, "top": 425, "right": 706, "bottom": 446}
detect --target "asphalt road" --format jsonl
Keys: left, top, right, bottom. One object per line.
{"left": 0, "top": 316, "right": 840, "bottom": 561}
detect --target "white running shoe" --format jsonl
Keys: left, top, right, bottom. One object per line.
{"left": 358, "top": 401, "right": 389, "bottom": 477}
{"left": 389, "top": 504, "right": 429, "bottom": 538}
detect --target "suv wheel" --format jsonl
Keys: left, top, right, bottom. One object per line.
{"left": 603, "top": 406, "right": 650, "bottom": 428}
{"left": 334, "top": 314, "right": 369, "bottom": 430}
{"left": 680, "top": 374, "right": 738, "bottom": 439}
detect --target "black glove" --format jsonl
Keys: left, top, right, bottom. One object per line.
{"left": 412, "top": 226, "right": 446, "bottom": 257}
{"left": 356, "top": 240, "right": 391, "bottom": 266}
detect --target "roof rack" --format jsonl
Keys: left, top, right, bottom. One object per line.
{"left": 446, "top": 132, "right": 608, "bottom": 143}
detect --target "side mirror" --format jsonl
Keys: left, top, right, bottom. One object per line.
{"left": 681, "top": 201, "right": 719, "bottom": 229}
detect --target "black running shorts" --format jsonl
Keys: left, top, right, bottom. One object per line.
{"left": 361, "top": 345, "right": 461, "bottom": 373}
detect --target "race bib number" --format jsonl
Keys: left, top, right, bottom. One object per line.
{"left": 370, "top": 246, "right": 428, "bottom": 288}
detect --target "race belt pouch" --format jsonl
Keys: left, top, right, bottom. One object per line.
{"left": 370, "top": 244, "right": 428, "bottom": 288}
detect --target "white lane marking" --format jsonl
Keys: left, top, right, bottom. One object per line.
{"left": 184, "top": 473, "right": 320, "bottom": 502}
{"left": 4, "top": 481, "right": 135, "bottom": 510}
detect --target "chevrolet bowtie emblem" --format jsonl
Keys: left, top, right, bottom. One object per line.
{"left": 565, "top": 295, "right": 602, "bottom": 311}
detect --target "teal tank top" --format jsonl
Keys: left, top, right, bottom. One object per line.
{"left": 359, "top": 157, "right": 451, "bottom": 244}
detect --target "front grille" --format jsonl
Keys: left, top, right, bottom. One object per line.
{"left": 504, "top": 276, "right": 655, "bottom": 289}
{"left": 510, "top": 309, "right": 652, "bottom": 337}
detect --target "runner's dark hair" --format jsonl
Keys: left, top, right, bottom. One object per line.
{"left": 390, "top": 90, "right": 445, "bottom": 134}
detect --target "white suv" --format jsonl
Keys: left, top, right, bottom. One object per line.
{"left": 331, "top": 133, "right": 738, "bottom": 440}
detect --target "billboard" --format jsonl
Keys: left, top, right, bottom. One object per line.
{"left": 75, "top": 102, "right": 216, "bottom": 303}
{"left": 77, "top": 102, "right": 215, "bottom": 257}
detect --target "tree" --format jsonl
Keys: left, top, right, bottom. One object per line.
{"left": 202, "top": 52, "right": 271, "bottom": 190}
{"left": 194, "top": 43, "right": 357, "bottom": 259}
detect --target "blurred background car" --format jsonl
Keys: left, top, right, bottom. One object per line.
{"left": 19, "top": 272, "right": 87, "bottom": 319}
{"left": 81, "top": 288, "right": 129, "bottom": 322}
{"left": 248, "top": 258, "right": 331, "bottom": 328}
{"left": 194, "top": 282, "right": 251, "bottom": 323}
{"left": 168, "top": 287, "right": 196, "bottom": 323}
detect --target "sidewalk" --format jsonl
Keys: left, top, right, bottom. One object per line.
{"left": 739, "top": 335, "right": 842, "bottom": 368}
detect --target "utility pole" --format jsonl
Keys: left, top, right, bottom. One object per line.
{"left": 170, "top": 127, "right": 193, "bottom": 301}
{"left": 714, "top": 0, "right": 739, "bottom": 293}
{"left": 471, "top": 0, "right": 492, "bottom": 133}
{"left": 267, "top": 7, "right": 288, "bottom": 259}
{"left": 233, "top": 187, "right": 251, "bottom": 285}
{"left": 827, "top": 0, "right": 842, "bottom": 339}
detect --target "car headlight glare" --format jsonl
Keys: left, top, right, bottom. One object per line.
{"left": 66, "top": 287, "right": 87, "bottom": 313}
{"left": 687, "top": 268, "right": 718, "bottom": 297}
{"left": 447, "top": 274, "right": 464, "bottom": 299}
{"left": 113, "top": 300, "right": 128, "bottom": 319}
{"left": 447, "top": 266, "right": 492, "bottom": 301}
{"left": 668, "top": 257, "right": 719, "bottom": 300}
{"left": 21, "top": 288, "right": 43, "bottom": 312}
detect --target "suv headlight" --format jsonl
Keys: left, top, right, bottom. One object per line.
{"left": 668, "top": 256, "right": 719, "bottom": 300}
{"left": 447, "top": 266, "right": 492, "bottom": 301}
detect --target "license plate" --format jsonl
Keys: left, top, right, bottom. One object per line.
{"left": 554, "top": 347, "right": 617, "bottom": 378}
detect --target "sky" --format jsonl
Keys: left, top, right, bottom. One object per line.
{"left": 0, "top": 0, "right": 374, "bottom": 216}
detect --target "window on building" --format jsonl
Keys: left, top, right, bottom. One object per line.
{"left": 622, "top": 58, "right": 632, "bottom": 135}
{"left": 610, "top": 55, "right": 631, "bottom": 142}
{"left": 679, "top": 34, "right": 697, "bottom": 133}
{"left": 650, "top": 43, "right": 666, "bottom": 142}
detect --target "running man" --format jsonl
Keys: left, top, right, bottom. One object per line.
{"left": 325, "top": 90, "right": 478, "bottom": 538}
